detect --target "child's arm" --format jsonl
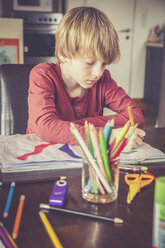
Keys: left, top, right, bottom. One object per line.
{"left": 27, "top": 64, "right": 87, "bottom": 145}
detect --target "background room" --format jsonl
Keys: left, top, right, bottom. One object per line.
{"left": 0, "top": 0, "right": 165, "bottom": 130}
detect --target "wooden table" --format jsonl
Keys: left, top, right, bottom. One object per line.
{"left": 0, "top": 128, "right": 165, "bottom": 248}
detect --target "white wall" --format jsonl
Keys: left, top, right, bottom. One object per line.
{"left": 65, "top": 0, "right": 84, "bottom": 10}
{"left": 65, "top": 0, "right": 165, "bottom": 98}
{"left": 131, "top": 0, "right": 165, "bottom": 98}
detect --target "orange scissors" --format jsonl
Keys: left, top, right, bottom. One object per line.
{"left": 125, "top": 173, "right": 155, "bottom": 204}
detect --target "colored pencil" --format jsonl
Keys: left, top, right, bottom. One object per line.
{"left": 145, "top": 171, "right": 157, "bottom": 180}
{"left": 70, "top": 123, "right": 112, "bottom": 193}
{"left": 127, "top": 106, "right": 135, "bottom": 127}
{"left": 112, "top": 137, "right": 128, "bottom": 159}
{"left": 89, "top": 166, "right": 105, "bottom": 194}
{"left": 89, "top": 128, "right": 94, "bottom": 157}
{"left": 0, "top": 226, "right": 15, "bottom": 248}
{"left": 112, "top": 121, "right": 130, "bottom": 154}
{"left": 89, "top": 124, "right": 108, "bottom": 182}
{"left": 3, "top": 182, "right": 15, "bottom": 218}
{"left": 12, "top": 195, "right": 25, "bottom": 239}
{"left": 99, "top": 128, "right": 112, "bottom": 186}
{"left": 39, "top": 211, "right": 63, "bottom": 248}
{"left": 85, "top": 121, "right": 99, "bottom": 194}
{"left": 89, "top": 166, "right": 98, "bottom": 194}
{"left": 103, "top": 118, "right": 114, "bottom": 146}
{"left": 89, "top": 127, "right": 99, "bottom": 194}
{"left": 119, "top": 164, "right": 148, "bottom": 172}
{"left": 111, "top": 123, "right": 138, "bottom": 159}
{"left": 108, "top": 137, "right": 116, "bottom": 158}
{"left": 40, "top": 204, "right": 124, "bottom": 224}
{"left": 0, "top": 222, "right": 18, "bottom": 248}
{"left": 127, "top": 123, "right": 138, "bottom": 139}
{"left": 85, "top": 121, "right": 90, "bottom": 149}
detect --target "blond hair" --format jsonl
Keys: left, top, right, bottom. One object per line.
{"left": 55, "top": 6, "right": 120, "bottom": 64}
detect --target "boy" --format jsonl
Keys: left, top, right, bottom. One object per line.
{"left": 27, "top": 6, "right": 145, "bottom": 148}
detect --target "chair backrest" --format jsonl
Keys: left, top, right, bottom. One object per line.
{"left": 0, "top": 64, "right": 35, "bottom": 135}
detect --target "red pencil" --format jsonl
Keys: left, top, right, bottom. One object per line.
{"left": 112, "top": 137, "right": 127, "bottom": 159}
{"left": 108, "top": 137, "right": 116, "bottom": 158}
{"left": 145, "top": 171, "right": 157, "bottom": 180}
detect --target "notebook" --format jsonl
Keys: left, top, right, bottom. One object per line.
{"left": 0, "top": 134, "right": 83, "bottom": 183}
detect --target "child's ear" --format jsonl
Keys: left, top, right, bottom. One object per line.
{"left": 58, "top": 50, "right": 68, "bottom": 63}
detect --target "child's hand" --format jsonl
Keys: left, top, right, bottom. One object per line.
{"left": 110, "top": 127, "right": 146, "bottom": 151}
{"left": 125, "top": 128, "right": 146, "bottom": 151}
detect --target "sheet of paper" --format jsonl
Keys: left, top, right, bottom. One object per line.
{"left": 119, "top": 142, "right": 165, "bottom": 164}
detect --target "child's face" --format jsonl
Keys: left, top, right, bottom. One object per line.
{"left": 64, "top": 55, "right": 107, "bottom": 89}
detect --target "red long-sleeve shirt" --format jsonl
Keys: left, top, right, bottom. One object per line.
{"left": 27, "top": 62, "right": 144, "bottom": 145}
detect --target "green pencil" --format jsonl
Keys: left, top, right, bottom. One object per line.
{"left": 99, "top": 128, "right": 112, "bottom": 186}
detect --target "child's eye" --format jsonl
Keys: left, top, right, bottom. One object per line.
{"left": 86, "top": 61, "right": 95, "bottom": 65}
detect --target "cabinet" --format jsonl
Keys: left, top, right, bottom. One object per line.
{"left": 157, "top": 41, "right": 165, "bottom": 127}
{"left": 144, "top": 44, "right": 163, "bottom": 111}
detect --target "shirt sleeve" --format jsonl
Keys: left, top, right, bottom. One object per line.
{"left": 103, "top": 70, "right": 144, "bottom": 128}
{"left": 27, "top": 64, "right": 87, "bottom": 145}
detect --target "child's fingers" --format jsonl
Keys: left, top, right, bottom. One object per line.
{"left": 110, "top": 128, "right": 145, "bottom": 150}
{"left": 134, "top": 128, "right": 146, "bottom": 138}
{"left": 134, "top": 136, "right": 143, "bottom": 146}
{"left": 125, "top": 130, "right": 144, "bottom": 150}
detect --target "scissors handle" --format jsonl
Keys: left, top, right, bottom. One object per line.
{"left": 125, "top": 174, "right": 154, "bottom": 188}
{"left": 139, "top": 174, "right": 154, "bottom": 188}
{"left": 125, "top": 174, "right": 139, "bottom": 186}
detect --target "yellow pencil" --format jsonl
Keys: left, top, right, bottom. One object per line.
{"left": 12, "top": 195, "right": 25, "bottom": 239}
{"left": 85, "top": 121, "right": 90, "bottom": 149}
{"left": 127, "top": 106, "right": 135, "bottom": 127}
{"left": 39, "top": 211, "right": 63, "bottom": 248}
{"left": 112, "top": 121, "right": 130, "bottom": 154}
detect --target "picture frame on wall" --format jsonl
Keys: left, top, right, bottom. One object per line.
{"left": 0, "top": 38, "right": 19, "bottom": 64}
